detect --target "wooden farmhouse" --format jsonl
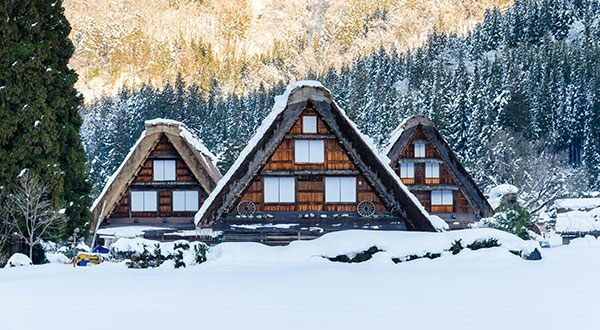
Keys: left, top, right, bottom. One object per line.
{"left": 89, "top": 119, "right": 222, "bottom": 242}
{"left": 195, "top": 82, "right": 437, "bottom": 244}
{"left": 385, "top": 115, "right": 494, "bottom": 229}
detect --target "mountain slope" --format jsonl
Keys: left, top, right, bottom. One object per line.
{"left": 65, "top": 0, "right": 511, "bottom": 100}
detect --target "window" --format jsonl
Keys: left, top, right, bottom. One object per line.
{"left": 172, "top": 191, "right": 199, "bottom": 211}
{"left": 400, "top": 163, "right": 414, "bottom": 178}
{"left": 431, "top": 190, "right": 453, "bottom": 206}
{"left": 153, "top": 160, "right": 176, "bottom": 181}
{"left": 325, "top": 177, "right": 356, "bottom": 203}
{"left": 414, "top": 143, "right": 425, "bottom": 158}
{"left": 425, "top": 163, "right": 439, "bottom": 178}
{"left": 303, "top": 116, "right": 317, "bottom": 133}
{"left": 131, "top": 191, "right": 157, "bottom": 212}
{"left": 295, "top": 140, "right": 324, "bottom": 163}
{"left": 264, "top": 177, "right": 295, "bottom": 203}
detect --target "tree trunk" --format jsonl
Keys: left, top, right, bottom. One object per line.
{"left": 29, "top": 243, "right": 33, "bottom": 262}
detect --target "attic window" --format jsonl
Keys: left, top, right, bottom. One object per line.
{"left": 154, "top": 160, "right": 176, "bottom": 181}
{"left": 325, "top": 177, "right": 356, "bottom": 203}
{"left": 295, "top": 140, "right": 324, "bottom": 163}
{"left": 131, "top": 191, "right": 157, "bottom": 212}
{"left": 302, "top": 116, "right": 317, "bottom": 133}
{"left": 264, "top": 177, "right": 295, "bottom": 203}
{"left": 414, "top": 143, "right": 425, "bottom": 158}
{"left": 173, "top": 191, "right": 199, "bottom": 211}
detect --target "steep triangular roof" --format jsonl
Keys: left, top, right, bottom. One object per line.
{"left": 385, "top": 115, "right": 494, "bottom": 219}
{"left": 195, "top": 81, "right": 437, "bottom": 232}
{"left": 89, "top": 119, "right": 222, "bottom": 233}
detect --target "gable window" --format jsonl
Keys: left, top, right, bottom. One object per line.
{"left": 399, "top": 163, "right": 414, "bottom": 184}
{"left": 131, "top": 191, "right": 157, "bottom": 212}
{"left": 302, "top": 116, "right": 317, "bottom": 133}
{"left": 264, "top": 177, "right": 295, "bottom": 203}
{"left": 431, "top": 190, "right": 453, "bottom": 213}
{"left": 325, "top": 177, "right": 356, "bottom": 203}
{"left": 153, "top": 160, "right": 176, "bottom": 181}
{"left": 414, "top": 143, "right": 425, "bottom": 158}
{"left": 295, "top": 140, "right": 324, "bottom": 163}
{"left": 425, "top": 163, "right": 440, "bottom": 184}
{"left": 172, "top": 191, "right": 199, "bottom": 211}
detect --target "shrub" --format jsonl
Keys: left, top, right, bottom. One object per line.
{"left": 328, "top": 246, "right": 383, "bottom": 263}
{"left": 466, "top": 238, "right": 501, "bottom": 250}
{"left": 450, "top": 239, "right": 463, "bottom": 255}
{"left": 194, "top": 244, "right": 208, "bottom": 264}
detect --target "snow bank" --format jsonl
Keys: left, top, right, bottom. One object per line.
{"left": 96, "top": 226, "right": 173, "bottom": 238}
{"left": 207, "top": 229, "right": 538, "bottom": 265}
{"left": 45, "top": 253, "right": 69, "bottom": 264}
{"left": 5, "top": 253, "right": 32, "bottom": 268}
{"left": 486, "top": 184, "right": 518, "bottom": 209}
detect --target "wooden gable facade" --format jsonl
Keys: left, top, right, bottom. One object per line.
{"left": 196, "top": 83, "right": 436, "bottom": 244}
{"left": 90, "top": 120, "right": 222, "bottom": 237}
{"left": 386, "top": 115, "right": 494, "bottom": 229}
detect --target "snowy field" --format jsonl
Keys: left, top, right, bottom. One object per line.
{"left": 1, "top": 230, "right": 599, "bottom": 330}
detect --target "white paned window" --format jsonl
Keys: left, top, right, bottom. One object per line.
{"left": 172, "top": 191, "right": 199, "bottom": 211}
{"left": 432, "top": 190, "right": 453, "bottom": 206}
{"left": 295, "top": 140, "right": 324, "bottom": 163}
{"left": 400, "top": 163, "right": 414, "bottom": 178}
{"left": 264, "top": 177, "right": 295, "bottom": 203}
{"left": 153, "top": 160, "right": 176, "bottom": 181}
{"left": 303, "top": 116, "right": 317, "bottom": 133}
{"left": 131, "top": 191, "right": 157, "bottom": 212}
{"left": 414, "top": 143, "right": 425, "bottom": 158}
{"left": 425, "top": 163, "right": 440, "bottom": 178}
{"left": 325, "top": 177, "right": 356, "bottom": 203}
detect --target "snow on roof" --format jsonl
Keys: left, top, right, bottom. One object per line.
{"left": 195, "top": 80, "right": 437, "bottom": 231}
{"left": 382, "top": 116, "right": 410, "bottom": 156}
{"left": 90, "top": 130, "right": 147, "bottom": 212}
{"left": 145, "top": 118, "right": 217, "bottom": 165}
{"left": 554, "top": 198, "right": 600, "bottom": 210}
{"left": 556, "top": 208, "right": 600, "bottom": 233}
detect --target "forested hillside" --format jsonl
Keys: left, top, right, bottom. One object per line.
{"left": 65, "top": 0, "right": 510, "bottom": 100}
{"left": 81, "top": 0, "right": 600, "bottom": 211}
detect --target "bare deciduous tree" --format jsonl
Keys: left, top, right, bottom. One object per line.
{"left": 0, "top": 191, "right": 12, "bottom": 265}
{"left": 5, "top": 171, "right": 65, "bottom": 260}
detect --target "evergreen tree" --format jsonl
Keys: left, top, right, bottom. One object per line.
{"left": 0, "top": 0, "right": 91, "bottom": 238}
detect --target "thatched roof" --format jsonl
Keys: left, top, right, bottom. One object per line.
{"left": 89, "top": 119, "right": 222, "bottom": 233}
{"left": 386, "top": 115, "right": 494, "bottom": 219}
{"left": 195, "top": 81, "right": 436, "bottom": 232}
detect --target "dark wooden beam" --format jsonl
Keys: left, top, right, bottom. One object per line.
{"left": 261, "top": 170, "right": 360, "bottom": 176}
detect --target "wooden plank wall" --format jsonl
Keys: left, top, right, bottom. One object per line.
{"left": 236, "top": 108, "right": 387, "bottom": 213}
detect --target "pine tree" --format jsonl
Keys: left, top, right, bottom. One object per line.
{"left": 0, "top": 0, "right": 91, "bottom": 238}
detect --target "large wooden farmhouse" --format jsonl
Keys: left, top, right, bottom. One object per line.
{"left": 195, "top": 82, "right": 437, "bottom": 244}
{"left": 90, "top": 119, "right": 222, "bottom": 241}
{"left": 385, "top": 115, "right": 494, "bottom": 229}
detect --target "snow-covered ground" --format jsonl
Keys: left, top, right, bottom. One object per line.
{"left": 1, "top": 230, "right": 598, "bottom": 330}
